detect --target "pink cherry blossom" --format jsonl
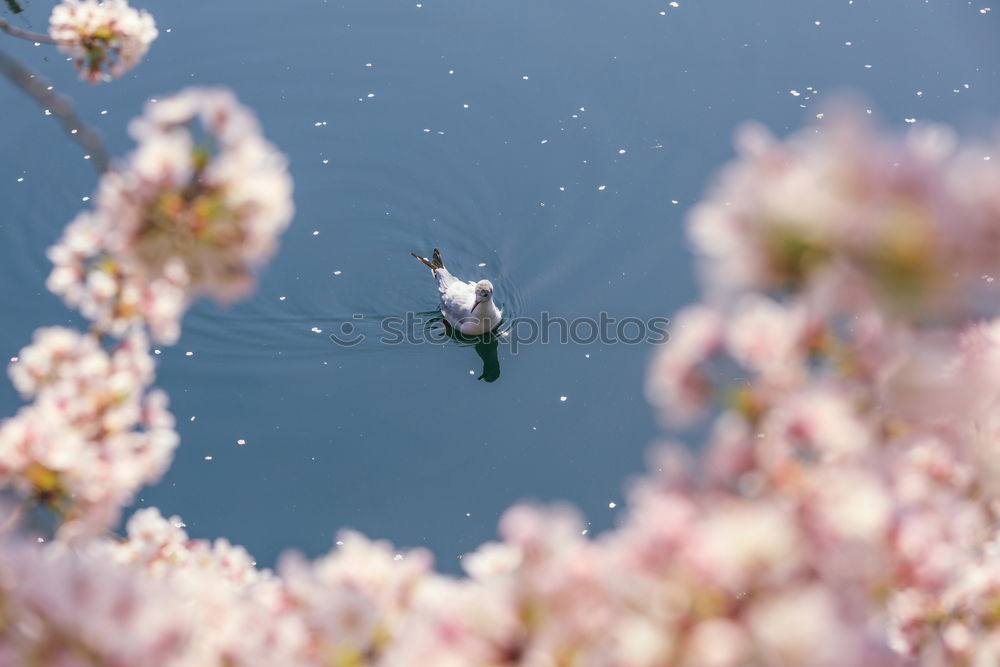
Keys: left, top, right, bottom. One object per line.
{"left": 47, "top": 88, "right": 294, "bottom": 344}
{"left": 0, "top": 533, "right": 190, "bottom": 665}
{"left": 645, "top": 304, "right": 724, "bottom": 424}
{"left": 0, "top": 328, "right": 176, "bottom": 534}
{"left": 49, "top": 0, "right": 157, "bottom": 83}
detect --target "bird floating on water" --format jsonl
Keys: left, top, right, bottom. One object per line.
{"left": 411, "top": 248, "right": 503, "bottom": 335}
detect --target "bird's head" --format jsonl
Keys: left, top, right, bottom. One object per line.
{"left": 471, "top": 280, "right": 494, "bottom": 313}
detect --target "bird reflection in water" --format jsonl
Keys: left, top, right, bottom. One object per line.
{"left": 444, "top": 321, "right": 502, "bottom": 383}
{"left": 417, "top": 311, "right": 502, "bottom": 383}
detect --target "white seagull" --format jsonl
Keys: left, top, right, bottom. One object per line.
{"left": 411, "top": 248, "right": 503, "bottom": 335}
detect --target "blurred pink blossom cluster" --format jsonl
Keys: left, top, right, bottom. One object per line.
{"left": 49, "top": 0, "right": 157, "bottom": 83}
{"left": 0, "top": 327, "right": 176, "bottom": 535}
{"left": 687, "top": 103, "right": 1000, "bottom": 323}
{"left": 0, "top": 481, "right": 907, "bottom": 665}
{"left": 48, "top": 87, "right": 295, "bottom": 344}
{"left": 0, "top": 530, "right": 190, "bottom": 664}
{"left": 645, "top": 105, "right": 1000, "bottom": 663}
{"left": 0, "top": 508, "right": 411, "bottom": 665}
{"left": 0, "top": 86, "right": 301, "bottom": 660}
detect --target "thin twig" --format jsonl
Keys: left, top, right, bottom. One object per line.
{"left": 0, "top": 48, "right": 110, "bottom": 174}
{"left": 0, "top": 17, "right": 56, "bottom": 44}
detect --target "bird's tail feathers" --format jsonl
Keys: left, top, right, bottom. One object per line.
{"left": 411, "top": 248, "right": 445, "bottom": 270}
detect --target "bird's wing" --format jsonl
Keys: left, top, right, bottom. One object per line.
{"left": 440, "top": 282, "right": 475, "bottom": 322}
{"left": 433, "top": 267, "right": 460, "bottom": 294}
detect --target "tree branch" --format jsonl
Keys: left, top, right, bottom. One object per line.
{"left": 0, "top": 17, "right": 56, "bottom": 44}
{"left": 0, "top": 48, "right": 110, "bottom": 175}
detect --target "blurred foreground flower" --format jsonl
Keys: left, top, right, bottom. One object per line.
{"left": 49, "top": 0, "right": 157, "bottom": 83}
{"left": 687, "top": 103, "right": 1000, "bottom": 324}
{"left": 0, "top": 328, "right": 176, "bottom": 535}
{"left": 646, "top": 103, "right": 1000, "bottom": 663}
{"left": 48, "top": 87, "right": 295, "bottom": 343}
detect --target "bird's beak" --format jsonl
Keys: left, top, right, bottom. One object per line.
{"left": 471, "top": 300, "right": 480, "bottom": 313}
